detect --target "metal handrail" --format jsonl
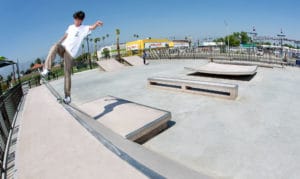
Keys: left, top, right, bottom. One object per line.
{"left": 0, "top": 83, "right": 23, "bottom": 178}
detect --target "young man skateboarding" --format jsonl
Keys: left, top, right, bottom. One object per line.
{"left": 40, "top": 11, "right": 103, "bottom": 104}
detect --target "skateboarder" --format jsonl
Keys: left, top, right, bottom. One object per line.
{"left": 142, "top": 50, "right": 147, "bottom": 65}
{"left": 40, "top": 11, "right": 103, "bottom": 104}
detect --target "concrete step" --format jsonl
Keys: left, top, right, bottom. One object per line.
{"left": 148, "top": 77, "right": 238, "bottom": 100}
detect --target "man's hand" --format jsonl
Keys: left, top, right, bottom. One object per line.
{"left": 95, "top": 20, "right": 103, "bottom": 27}
{"left": 90, "top": 20, "right": 103, "bottom": 30}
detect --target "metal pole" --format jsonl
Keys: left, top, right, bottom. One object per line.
{"left": 224, "top": 21, "right": 230, "bottom": 60}
{"left": 16, "top": 59, "right": 21, "bottom": 83}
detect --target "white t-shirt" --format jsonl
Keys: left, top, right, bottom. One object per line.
{"left": 62, "top": 24, "right": 91, "bottom": 58}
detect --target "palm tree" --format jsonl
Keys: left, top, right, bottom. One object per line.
{"left": 81, "top": 43, "right": 85, "bottom": 56}
{"left": 84, "top": 35, "right": 92, "bottom": 69}
{"left": 89, "top": 38, "right": 94, "bottom": 55}
{"left": 94, "top": 37, "right": 101, "bottom": 60}
{"left": 133, "top": 34, "right": 139, "bottom": 39}
{"left": 102, "top": 36, "right": 106, "bottom": 43}
{"left": 116, "top": 29, "right": 121, "bottom": 61}
{"left": 0, "top": 74, "right": 3, "bottom": 94}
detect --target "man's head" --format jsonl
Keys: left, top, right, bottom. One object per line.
{"left": 73, "top": 11, "right": 85, "bottom": 26}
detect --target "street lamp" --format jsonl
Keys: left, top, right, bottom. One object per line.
{"left": 249, "top": 26, "right": 257, "bottom": 56}
{"left": 224, "top": 20, "right": 230, "bottom": 59}
{"left": 248, "top": 26, "right": 258, "bottom": 58}
{"left": 277, "top": 29, "right": 286, "bottom": 58}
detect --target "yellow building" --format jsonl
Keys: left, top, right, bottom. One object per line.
{"left": 126, "top": 38, "right": 174, "bottom": 55}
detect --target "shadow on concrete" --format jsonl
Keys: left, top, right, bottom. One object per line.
{"left": 188, "top": 72, "right": 257, "bottom": 81}
{"left": 94, "top": 98, "right": 131, "bottom": 120}
{"left": 139, "top": 120, "right": 176, "bottom": 145}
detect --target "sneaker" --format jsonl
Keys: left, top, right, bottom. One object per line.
{"left": 40, "top": 69, "right": 49, "bottom": 78}
{"left": 63, "top": 96, "right": 71, "bottom": 104}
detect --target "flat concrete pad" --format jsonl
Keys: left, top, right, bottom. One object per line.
{"left": 49, "top": 59, "right": 300, "bottom": 179}
{"left": 185, "top": 62, "right": 258, "bottom": 76}
{"left": 97, "top": 59, "right": 126, "bottom": 72}
{"left": 16, "top": 86, "right": 146, "bottom": 179}
{"left": 123, "top": 56, "right": 145, "bottom": 66}
{"left": 78, "top": 96, "right": 171, "bottom": 142}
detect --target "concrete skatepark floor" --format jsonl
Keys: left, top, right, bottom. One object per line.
{"left": 50, "top": 59, "right": 300, "bottom": 179}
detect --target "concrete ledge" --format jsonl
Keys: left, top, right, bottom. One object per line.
{"left": 123, "top": 56, "right": 144, "bottom": 66}
{"left": 78, "top": 96, "right": 171, "bottom": 143}
{"left": 213, "top": 59, "right": 284, "bottom": 68}
{"left": 96, "top": 59, "right": 126, "bottom": 72}
{"left": 185, "top": 62, "right": 258, "bottom": 76}
{"left": 148, "top": 77, "right": 238, "bottom": 100}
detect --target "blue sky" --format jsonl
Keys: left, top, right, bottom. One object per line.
{"left": 0, "top": 0, "right": 299, "bottom": 71}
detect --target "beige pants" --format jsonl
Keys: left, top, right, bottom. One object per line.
{"left": 44, "top": 44, "right": 72, "bottom": 97}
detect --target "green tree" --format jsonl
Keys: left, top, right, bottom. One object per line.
{"left": 0, "top": 56, "right": 6, "bottom": 61}
{"left": 94, "top": 37, "right": 101, "bottom": 60}
{"left": 103, "top": 48, "right": 110, "bottom": 59}
{"left": 240, "top": 31, "right": 251, "bottom": 44}
{"left": 35, "top": 58, "right": 42, "bottom": 64}
{"left": 215, "top": 31, "right": 251, "bottom": 47}
{"left": 89, "top": 38, "right": 93, "bottom": 53}
{"left": 116, "top": 29, "right": 121, "bottom": 61}
{"left": 283, "top": 44, "right": 295, "bottom": 49}
{"left": 30, "top": 62, "right": 35, "bottom": 68}
{"left": 7, "top": 75, "right": 12, "bottom": 82}
{"left": 81, "top": 43, "right": 85, "bottom": 56}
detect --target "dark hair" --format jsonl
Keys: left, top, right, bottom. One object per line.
{"left": 73, "top": 11, "right": 85, "bottom": 20}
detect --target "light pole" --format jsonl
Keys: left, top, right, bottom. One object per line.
{"left": 248, "top": 26, "right": 258, "bottom": 59}
{"left": 224, "top": 20, "right": 230, "bottom": 59}
{"left": 277, "top": 29, "right": 286, "bottom": 59}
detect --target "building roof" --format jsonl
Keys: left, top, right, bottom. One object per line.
{"left": 0, "top": 56, "right": 16, "bottom": 68}
{"left": 31, "top": 63, "right": 43, "bottom": 70}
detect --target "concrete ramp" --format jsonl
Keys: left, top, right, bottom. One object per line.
{"left": 185, "top": 62, "right": 257, "bottom": 76}
{"left": 79, "top": 96, "right": 171, "bottom": 143}
{"left": 97, "top": 59, "right": 126, "bottom": 72}
{"left": 148, "top": 77, "right": 238, "bottom": 100}
{"left": 123, "top": 56, "right": 144, "bottom": 66}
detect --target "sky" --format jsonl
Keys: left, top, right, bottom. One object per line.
{"left": 0, "top": 0, "right": 299, "bottom": 71}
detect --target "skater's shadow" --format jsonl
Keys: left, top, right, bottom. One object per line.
{"left": 94, "top": 98, "right": 131, "bottom": 120}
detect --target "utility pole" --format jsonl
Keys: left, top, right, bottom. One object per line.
{"left": 277, "top": 29, "right": 286, "bottom": 59}
{"left": 248, "top": 26, "right": 258, "bottom": 59}
{"left": 224, "top": 20, "right": 230, "bottom": 60}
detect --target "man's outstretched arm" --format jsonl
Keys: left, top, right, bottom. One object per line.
{"left": 89, "top": 20, "right": 103, "bottom": 30}
{"left": 58, "top": 34, "right": 68, "bottom": 44}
